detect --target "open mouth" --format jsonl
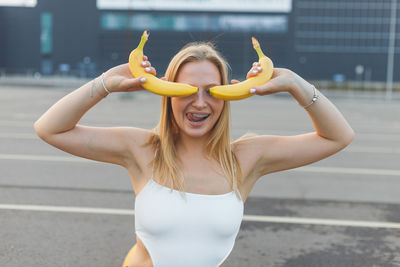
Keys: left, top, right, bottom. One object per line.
{"left": 186, "top": 112, "right": 210, "bottom": 123}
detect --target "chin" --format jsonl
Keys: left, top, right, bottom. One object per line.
{"left": 182, "top": 127, "right": 212, "bottom": 139}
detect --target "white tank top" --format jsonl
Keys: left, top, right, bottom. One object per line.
{"left": 135, "top": 176, "right": 244, "bottom": 267}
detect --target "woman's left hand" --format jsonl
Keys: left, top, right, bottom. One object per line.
{"left": 232, "top": 63, "right": 308, "bottom": 96}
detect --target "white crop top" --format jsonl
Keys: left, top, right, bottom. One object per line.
{"left": 134, "top": 177, "right": 244, "bottom": 267}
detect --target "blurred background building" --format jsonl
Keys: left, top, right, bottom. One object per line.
{"left": 0, "top": 0, "right": 399, "bottom": 82}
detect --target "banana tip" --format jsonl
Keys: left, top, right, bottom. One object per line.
{"left": 251, "top": 36, "right": 260, "bottom": 48}
{"left": 142, "top": 30, "right": 150, "bottom": 40}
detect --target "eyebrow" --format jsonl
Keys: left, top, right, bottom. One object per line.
{"left": 185, "top": 83, "right": 220, "bottom": 89}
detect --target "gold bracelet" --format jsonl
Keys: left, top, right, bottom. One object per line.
{"left": 302, "top": 85, "right": 319, "bottom": 108}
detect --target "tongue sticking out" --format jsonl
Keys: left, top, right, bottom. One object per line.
{"left": 187, "top": 113, "right": 208, "bottom": 122}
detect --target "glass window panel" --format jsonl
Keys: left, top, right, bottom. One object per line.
{"left": 101, "top": 13, "right": 288, "bottom": 33}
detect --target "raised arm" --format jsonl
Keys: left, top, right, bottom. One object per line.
{"left": 34, "top": 58, "right": 155, "bottom": 168}
{"left": 233, "top": 67, "right": 355, "bottom": 179}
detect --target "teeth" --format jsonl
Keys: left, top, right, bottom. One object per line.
{"left": 192, "top": 113, "right": 208, "bottom": 118}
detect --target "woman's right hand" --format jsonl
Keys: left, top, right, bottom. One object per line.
{"left": 102, "top": 55, "right": 156, "bottom": 93}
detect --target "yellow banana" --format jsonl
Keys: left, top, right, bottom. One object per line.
{"left": 210, "top": 37, "right": 274, "bottom": 101}
{"left": 129, "top": 30, "right": 198, "bottom": 97}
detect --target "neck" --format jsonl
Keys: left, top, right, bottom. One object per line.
{"left": 176, "top": 133, "right": 209, "bottom": 158}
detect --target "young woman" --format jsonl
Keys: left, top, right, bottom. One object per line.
{"left": 34, "top": 42, "right": 354, "bottom": 267}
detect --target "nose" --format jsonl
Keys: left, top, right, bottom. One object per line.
{"left": 192, "top": 89, "right": 207, "bottom": 109}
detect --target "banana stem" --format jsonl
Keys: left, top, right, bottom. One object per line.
{"left": 137, "top": 30, "right": 149, "bottom": 51}
{"left": 251, "top": 36, "right": 266, "bottom": 59}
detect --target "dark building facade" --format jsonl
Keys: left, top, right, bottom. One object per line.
{"left": 0, "top": 0, "right": 399, "bottom": 82}
{"left": 292, "top": 0, "right": 400, "bottom": 82}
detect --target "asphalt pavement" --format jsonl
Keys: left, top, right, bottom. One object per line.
{"left": 1, "top": 80, "right": 400, "bottom": 267}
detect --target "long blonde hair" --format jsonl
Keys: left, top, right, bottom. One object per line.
{"left": 145, "top": 42, "right": 242, "bottom": 201}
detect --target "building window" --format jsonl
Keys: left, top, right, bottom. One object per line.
{"left": 100, "top": 13, "right": 288, "bottom": 33}
{"left": 294, "top": 0, "right": 399, "bottom": 53}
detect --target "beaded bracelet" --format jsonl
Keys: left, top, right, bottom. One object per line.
{"left": 302, "top": 85, "right": 319, "bottom": 108}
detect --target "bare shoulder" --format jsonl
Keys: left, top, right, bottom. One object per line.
{"left": 231, "top": 135, "right": 279, "bottom": 200}
{"left": 232, "top": 135, "right": 277, "bottom": 181}
{"left": 99, "top": 127, "right": 158, "bottom": 196}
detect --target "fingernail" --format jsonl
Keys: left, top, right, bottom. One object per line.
{"left": 252, "top": 70, "right": 257, "bottom": 74}
{"left": 250, "top": 88, "right": 256, "bottom": 94}
{"left": 140, "top": 77, "right": 147, "bottom": 83}
{"left": 145, "top": 67, "right": 151, "bottom": 72}
{"left": 141, "top": 62, "right": 147, "bottom": 66}
{"left": 257, "top": 67, "right": 262, "bottom": 71}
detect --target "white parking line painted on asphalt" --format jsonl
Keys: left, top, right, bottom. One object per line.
{"left": 0, "top": 153, "right": 94, "bottom": 163}
{"left": 0, "top": 204, "right": 134, "bottom": 215}
{"left": 296, "top": 166, "right": 400, "bottom": 176}
{"left": 3, "top": 131, "right": 400, "bottom": 155}
{"left": 345, "top": 146, "right": 400, "bottom": 154}
{"left": 243, "top": 215, "right": 400, "bottom": 229}
{"left": 1, "top": 153, "right": 400, "bottom": 176}
{"left": 2, "top": 127, "right": 400, "bottom": 141}
{"left": 3, "top": 131, "right": 400, "bottom": 154}
{"left": 0, "top": 133, "right": 37, "bottom": 139}
{"left": 236, "top": 130, "right": 400, "bottom": 142}
{"left": 0, "top": 120, "right": 33, "bottom": 127}
{"left": 1, "top": 204, "right": 399, "bottom": 229}
{"left": 354, "top": 133, "right": 400, "bottom": 141}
